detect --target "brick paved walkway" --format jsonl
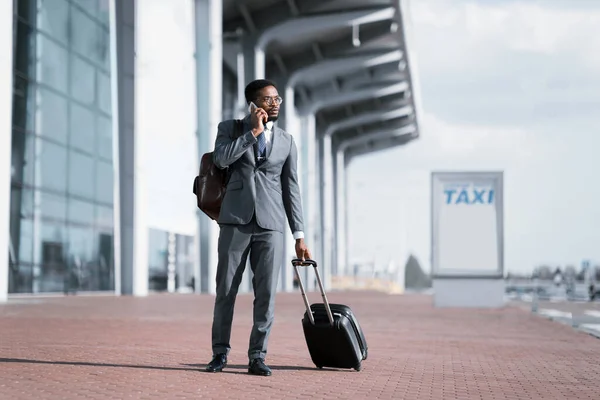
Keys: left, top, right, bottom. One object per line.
{"left": 1, "top": 291, "right": 600, "bottom": 399}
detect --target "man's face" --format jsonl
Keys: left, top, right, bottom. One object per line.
{"left": 254, "top": 86, "right": 282, "bottom": 122}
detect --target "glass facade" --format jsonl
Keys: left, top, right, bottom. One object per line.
{"left": 9, "top": 0, "right": 115, "bottom": 293}
{"left": 148, "top": 228, "right": 195, "bottom": 292}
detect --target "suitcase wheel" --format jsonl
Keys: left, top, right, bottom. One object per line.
{"left": 316, "top": 365, "right": 323, "bottom": 369}
{"left": 354, "top": 362, "right": 362, "bottom": 372}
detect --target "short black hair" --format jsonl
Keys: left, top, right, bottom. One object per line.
{"left": 244, "top": 79, "right": 278, "bottom": 104}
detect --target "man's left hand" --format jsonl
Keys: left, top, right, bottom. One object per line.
{"left": 295, "top": 239, "right": 311, "bottom": 261}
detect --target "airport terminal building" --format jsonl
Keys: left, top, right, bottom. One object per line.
{"left": 0, "top": 0, "right": 420, "bottom": 301}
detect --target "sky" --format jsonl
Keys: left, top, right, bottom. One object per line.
{"left": 138, "top": 0, "right": 600, "bottom": 275}
{"left": 348, "top": 0, "right": 600, "bottom": 273}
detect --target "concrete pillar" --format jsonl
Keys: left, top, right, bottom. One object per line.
{"left": 334, "top": 149, "right": 348, "bottom": 278}
{"left": 321, "top": 134, "right": 335, "bottom": 281}
{"left": 277, "top": 85, "right": 300, "bottom": 292}
{"left": 112, "top": 0, "right": 148, "bottom": 296}
{"left": 299, "top": 114, "right": 316, "bottom": 292}
{"left": 194, "top": 0, "right": 222, "bottom": 294}
{"left": 0, "top": 0, "right": 14, "bottom": 302}
{"left": 254, "top": 48, "right": 266, "bottom": 80}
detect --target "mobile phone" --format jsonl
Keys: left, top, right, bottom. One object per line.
{"left": 249, "top": 101, "right": 267, "bottom": 123}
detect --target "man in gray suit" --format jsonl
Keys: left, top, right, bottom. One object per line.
{"left": 205, "top": 79, "right": 311, "bottom": 376}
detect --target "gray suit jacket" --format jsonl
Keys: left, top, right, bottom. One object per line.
{"left": 213, "top": 115, "right": 304, "bottom": 234}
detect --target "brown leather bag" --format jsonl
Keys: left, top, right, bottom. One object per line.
{"left": 193, "top": 119, "right": 244, "bottom": 221}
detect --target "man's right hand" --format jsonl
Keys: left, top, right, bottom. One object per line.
{"left": 250, "top": 105, "right": 268, "bottom": 137}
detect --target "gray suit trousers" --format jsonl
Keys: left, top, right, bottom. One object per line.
{"left": 211, "top": 216, "right": 283, "bottom": 360}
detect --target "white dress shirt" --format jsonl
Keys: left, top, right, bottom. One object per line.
{"left": 263, "top": 121, "right": 304, "bottom": 241}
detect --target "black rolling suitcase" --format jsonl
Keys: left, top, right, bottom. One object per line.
{"left": 292, "top": 259, "right": 368, "bottom": 371}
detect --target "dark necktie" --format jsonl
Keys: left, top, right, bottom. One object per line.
{"left": 257, "top": 132, "right": 266, "bottom": 159}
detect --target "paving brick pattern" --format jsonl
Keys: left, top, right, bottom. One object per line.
{"left": 1, "top": 291, "right": 600, "bottom": 399}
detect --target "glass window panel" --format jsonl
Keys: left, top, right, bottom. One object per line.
{"left": 68, "top": 225, "right": 94, "bottom": 262}
{"left": 97, "top": 72, "right": 111, "bottom": 114}
{"left": 11, "top": 187, "right": 33, "bottom": 220}
{"left": 96, "top": 160, "right": 113, "bottom": 204}
{"left": 17, "top": 0, "right": 36, "bottom": 22}
{"left": 68, "top": 198, "right": 95, "bottom": 225}
{"left": 97, "top": 115, "right": 112, "bottom": 160}
{"left": 12, "top": 76, "right": 36, "bottom": 131}
{"left": 68, "top": 151, "right": 95, "bottom": 198}
{"left": 71, "top": 6, "right": 100, "bottom": 63}
{"left": 17, "top": 218, "right": 34, "bottom": 265}
{"left": 14, "top": 20, "right": 35, "bottom": 76}
{"left": 9, "top": 264, "right": 34, "bottom": 294}
{"left": 10, "top": 187, "right": 34, "bottom": 264}
{"left": 37, "top": 35, "right": 68, "bottom": 93}
{"left": 98, "top": 0, "right": 110, "bottom": 26}
{"left": 96, "top": 230, "right": 114, "bottom": 290}
{"left": 96, "top": 205, "right": 113, "bottom": 228}
{"left": 70, "top": 56, "right": 96, "bottom": 105}
{"left": 68, "top": 226, "right": 97, "bottom": 291}
{"left": 36, "top": 87, "right": 68, "bottom": 143}
{"left": 99, "top": 27, "right": 110, "bottom": 70}
{"left": 76, "top": 0, "right": 99, "bottom": 19}
{"left": 34, "top": 219, "right": 67, "bottom": 267}
{"left": 35, "top": 219, "right": 68, "bottom": 293}
{"left": 37, "top": 0, "right": 70, "bottom": 44}
{"left": 70, "top": 103, "right": 95, "bottom": 153}
{"left": 37, "top": 138, "right": 68, "bottom": 192}
{"left": 38, "top": 191, "right": 67, "bottom": 221}
{"left": 11, "top": 131, "right": 35, "bottom": 186}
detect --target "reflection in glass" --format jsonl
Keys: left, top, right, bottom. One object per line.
{"left": 37, "top": 88, "right": 68, "bottom": 143}
{"left": 71, "top": 56, "right": 96, "bottom": 105}
{"left": 69, "top": 198, "right": 95, "bottom": 225}
{"left": 96, "top": 160, "right": 113, "bottom": 204}
{"left": 10, "top": 0, "right": 116, "bottom": 294}
{"left": 97, "top": 230, "right": 114, "bottom": 291}
{"left": 9, "top": 186, "right": 34, "bottom": 264}
{"left": 76, "top": 0, "right": 99, "bottom": 22}
{"left": 99, "top": 26, "right": 111, "bottom": 69}
{"left": 99, "top": 0, "right": 110, "bottom": 25}
{"left": 37, "top": 34, "right": 69, "bottom": 93}
{"left": 68, "top": 226, "right": 95, "bottom": 291}
{"left": 38, "top": 138, "right": 68, "bottom": 192}
{"left": 98, "top": 72, "right": 111, "bottom": 114}
{"left": 13, "top": 187, "right": 34, "bottom": 219}
{"left": 34, "top": 220, "right": 67, "bottom": 292}
{"left": 11, "top": 131, "right": 35, "bottom": 186}
{"left": 70, "top": 103, "right": 95, "bottom": 153}
{"left": 14, "top": 20, "right": 35, "bottom": 75}
{"left": 37, "top": 0, "right": 70, "bottom": 44}
{"left": 9, "top": 265, "right": 33, "bottom": 294}
{"left": 96, "top": 205, "right": 113, "bottom": 228}
{"left": 13, "top": 75, "right": 35, "bottom": 132}
{"left": 38, "top": 191, "right": 67, "bottom": 221}
{"left": 69, "top": 151, "right": 95, "bottom": 198}
{"left": 18, "top": 219, "right": 34, "bottom": 265}
{"left": 97, "top": 115, "right": 112, "bottom": 160}
{"left": 71, "top": 6, "right": 100, "bottom": 62}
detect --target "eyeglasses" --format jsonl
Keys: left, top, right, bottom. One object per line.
{"left": 257, "top": 96, "right": 283, "bottom": 106}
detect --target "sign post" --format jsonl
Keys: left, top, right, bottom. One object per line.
{"left": 431, "top": 171, "right": 505, "bottom": 308}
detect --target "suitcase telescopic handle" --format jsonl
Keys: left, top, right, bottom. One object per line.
{"left": 291, "top": 259, "right": 334, "bottom": 326}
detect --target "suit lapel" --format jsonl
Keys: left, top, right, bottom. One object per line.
{"left": 267, "top": 126, "right": 281, "bottom": 159}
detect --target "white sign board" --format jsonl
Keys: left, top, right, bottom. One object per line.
{"left": 431, "top": 171, "right": 504, "bottom": 278}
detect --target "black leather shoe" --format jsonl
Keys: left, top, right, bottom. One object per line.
{"left": 248, "top": 358, "right": 272, "bottom": 376}
{"left": 205, "top": 353, "right": 227, "bottom": 372}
